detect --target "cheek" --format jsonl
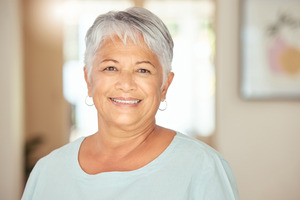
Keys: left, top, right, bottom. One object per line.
{"left": 140, "top": 80, "right": 163, "bottom": 99}
{"left": 89, "top": 76, "right": 105, "bottom": 95}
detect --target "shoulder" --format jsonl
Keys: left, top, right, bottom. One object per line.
{"left": 174, "top": 132, "right": 225, "bottom": 162}
{"left": 174, "top": 132, "right": 239, "bottom": 199}
{"left": 173, "top": 132, "right": 234, "bottom": 178}
{"left": 22, "top": 137, "right": 85, "bottom": 199}
{"left": 34, "top": 137, "right": 84, "bottom": 172}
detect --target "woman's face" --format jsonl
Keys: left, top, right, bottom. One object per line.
{"left": 85, "top": 36, "right": 173, "bottom": 130}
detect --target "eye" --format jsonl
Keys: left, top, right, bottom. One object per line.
{"left": 138, "top": 68, "right": 151, "bottom": 73}
{"left": 104, "top": 66, "right": 117, "bottom": 71}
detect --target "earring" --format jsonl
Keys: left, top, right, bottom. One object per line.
{"left": 159, "top": 100, "right": 167, "bottom": 111}
{"left": 85, "top": 95, "right": 94, "bottom": 106}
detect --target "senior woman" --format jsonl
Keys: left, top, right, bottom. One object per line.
{"left": 22, "top": 7, "right": 239, "bottom": 200}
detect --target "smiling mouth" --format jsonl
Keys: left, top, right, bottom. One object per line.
{"left": 110, "top": 98, "right": 142, "bottom": 104}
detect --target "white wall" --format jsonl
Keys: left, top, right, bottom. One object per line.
{"left": 0, "top": 0, "right": 24, "bottom": 199}
{"left": 216, "top": 0, "right": 300, "bottom": 199}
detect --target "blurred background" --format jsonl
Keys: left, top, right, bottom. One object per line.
{"left": 1, "top": 0, "right": 300, "bottom": 199}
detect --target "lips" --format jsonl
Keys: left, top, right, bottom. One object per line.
{"left": 110, "top": 98, "right": 141, "bottom": 104}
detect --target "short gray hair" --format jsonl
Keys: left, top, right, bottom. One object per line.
{"left": 84, "top": 7, "right": 174, "bottom": 84}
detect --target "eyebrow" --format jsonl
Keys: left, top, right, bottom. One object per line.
{"left": 136, "top": 61, "right": 156, "bottom": 68}
{"left": 100, "top": 59, "right": 119, "bottom": 64}
{"left": 101, "top": 59, "right": 156, "bottom": 68}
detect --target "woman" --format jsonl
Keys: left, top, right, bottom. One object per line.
{"left": 22, "top": 7, "right": 239, "bottom": 200}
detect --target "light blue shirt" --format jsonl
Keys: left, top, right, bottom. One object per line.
{"left": 22, "top": 132, "right": 239, "bottom": 200}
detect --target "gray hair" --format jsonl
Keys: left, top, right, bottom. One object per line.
{"left": 84, "top": 7, "right": 174, "bottom": 84}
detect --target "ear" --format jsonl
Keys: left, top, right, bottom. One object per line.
{"left": 161, "top": 72, "right": 174, "bottom": 101}
{"left": 84, "top": 67, "right": 92, "bottom": 97}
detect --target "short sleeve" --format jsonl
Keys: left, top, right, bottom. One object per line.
{"left": 21, "top": 158, "right": 45, "bottom": 200}
{"left": 190, "top": 153, "right": 239, "bottom": 200}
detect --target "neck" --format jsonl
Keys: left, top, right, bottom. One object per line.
{"left": 91, "top": 117, "right": 158, "bottom": 158}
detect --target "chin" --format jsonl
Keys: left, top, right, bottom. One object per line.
{"left": 110, "top": 115, "right": 141, "bottom": 127}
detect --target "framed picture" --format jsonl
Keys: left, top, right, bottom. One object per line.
{"left": 240, "top": 0, "right": 300, "bottom": 99}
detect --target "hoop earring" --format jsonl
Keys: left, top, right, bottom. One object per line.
{"left": 85, "top": 95, "right": 94, "bottom": 106}
{"left": 159, "top": 100, "right": 167, "bottom": 111}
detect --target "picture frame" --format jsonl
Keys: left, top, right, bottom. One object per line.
{"left": 240, "top": 0, "right": 300, "bottom": 99}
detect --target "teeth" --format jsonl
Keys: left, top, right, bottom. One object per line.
{"left": 111, "top": 98, "right": 141, "bottom": 104}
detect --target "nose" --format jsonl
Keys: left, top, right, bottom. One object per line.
{"left": 115, "top": 71, "right": 137, "bottom": 92}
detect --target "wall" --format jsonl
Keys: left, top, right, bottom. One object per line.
{"left": 23, "top": 0, "right": 70, "bottom": 168}
{"left": 216, "top": 0, "right": 300, "bottom": 199}
{"left": 0, "top": 0, "right": 70, "bottom": 198}
{"left": 0, "top": 0, "right": 24, "bottom": 199}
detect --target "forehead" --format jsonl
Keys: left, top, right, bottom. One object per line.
{"left": 96, "top": 36, "right": 160, "bottom": 63}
